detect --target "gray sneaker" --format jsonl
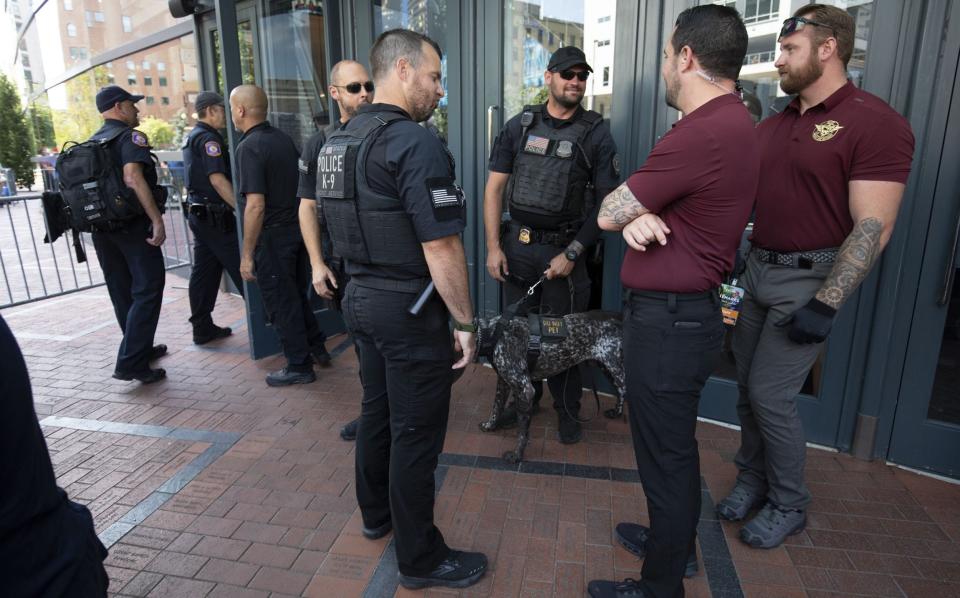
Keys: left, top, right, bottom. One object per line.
{"left": 716, "top": 484, "right": 766, "bottom": 521}
{"left": 739, "top": 503, "right": 806, "bottom": 549}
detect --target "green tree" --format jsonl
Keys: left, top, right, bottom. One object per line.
{"left": 138, "top": 116, "right": 175, "bottom": 149}
{"left": 29, "top": 104, "right": 56, "bottom": 151}
{"left": 0, "top": 73, "right": 37, "bottom": 189}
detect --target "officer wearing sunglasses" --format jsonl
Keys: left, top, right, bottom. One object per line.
{"left": 718, "top": 3, "right": 914, "bottom": 551}
{"left": 297, "top": 59, "right": 374, "bottom": 440}
{"left": 483, "top": 46, "right": 620, "bottom": 445}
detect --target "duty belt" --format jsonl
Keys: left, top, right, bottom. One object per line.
{"left": 755, "top": 247, "right": 838, "bottom": 269}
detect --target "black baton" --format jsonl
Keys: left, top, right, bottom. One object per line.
{"left": 407, "top": 281, "right": 435, "bottom": 316}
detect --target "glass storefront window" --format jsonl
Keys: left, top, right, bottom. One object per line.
{"left": 258, "top": 0, "right": 329, "bottom": 148}
{"left": 930, "top": 268, "right": 960, "bottom": 425}
{"left": 373, "top": 0, "right": 449, "bottom": 140}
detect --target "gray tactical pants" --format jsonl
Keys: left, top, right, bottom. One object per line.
{"left": 731, "top": 251, "right": 834, "bottom": 510}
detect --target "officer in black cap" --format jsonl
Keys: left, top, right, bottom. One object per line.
{"left": 297, "top": 59, "right": 373, "bottom": 441}
{"left": 317, "top": 29, "right": 486, "bottom": 590}
{"left": 231, "top": 84, "right": 331, "bottom": 387}
{"left": 182, "top": 91, "right": 243, "bottom": 344}
{"left": 91, "top": 85, "right": 168, "bottom": 384}
{"left": 483, "top": 46, "right": 620, "bottom": 443}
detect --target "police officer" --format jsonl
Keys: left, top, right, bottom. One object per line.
{"left": 483, "top": 46, "right": 620, "bottom": 444}
{"left": 720, "top": 4, "right": 914, "bottom": 549}
{"left": 230, "top": 84, "right": 330, "bottom": 387}
{"left": 588, "top": 6, "right": 756, "bottom": 597}
{"left": 318, "top": 29, "right": 486, "bottom": 590}
{"left": 91, "top": 85, "right": 168, "bottom": 384}
{"left": 183, "top": 91, "right": 243, "bottom": 345}
{"left": 297, "top": 59, "right": 373, "bottom": 441}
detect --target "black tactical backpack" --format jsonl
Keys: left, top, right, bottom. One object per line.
{"left": 55, "top": 128, "right": 144, "bottom": 232}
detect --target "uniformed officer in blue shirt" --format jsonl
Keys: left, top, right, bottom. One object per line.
{"left": 91, "top": 85, "right": 168, "bottom": 384}
{"left": 230, "top": 84, "right": 331, "bottom": 387}
{"left": 297, "top": 59, "right": 373, "bottom": 441}
{"left": 183, "top": 91, "right": 243, "bottom": 344}
{"left": 315, "top": 29, "right": 486, "bottom": 590}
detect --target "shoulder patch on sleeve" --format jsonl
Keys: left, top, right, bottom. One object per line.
{"left": 204, "top": 140, "right": 222, "bottom": 157}
{"left": 426, "top": 177, "right": 465, "bottom": 221}
{"left": 131, "top": 130, "right": 149, "bottom": 147}
{"left": 612, "top": 153, "right": 621, "bottom": 177}
{"left": 298, "top": 158, "right": 308, "bottom": 174}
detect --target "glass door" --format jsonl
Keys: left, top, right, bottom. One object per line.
{"left": 887, "top": 47, "right": 960, "bottom": 478}
{"left": 698, "top": 0, "right": 880, "bottom": 447}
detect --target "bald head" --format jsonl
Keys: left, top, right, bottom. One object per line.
{"left": 229, "top": 84, "right": 268, "bottom": 132}
{"left": 329, "top": 60, "right": 373, "bottom": 123}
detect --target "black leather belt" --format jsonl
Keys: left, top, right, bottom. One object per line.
{"left": 350, "top": 275, "right": 429, "bottom": 294}
{"left": 755, "top": 247, "right": 838, "bottom": 269}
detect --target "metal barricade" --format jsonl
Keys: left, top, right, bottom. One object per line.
{"left": 0, "top": 167, "right": 195, "bottom": 308}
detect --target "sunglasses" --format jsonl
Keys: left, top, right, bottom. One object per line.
{"left": 334, "top": 81, "right": 375, "bottom": 94}
{"left": 556, "top": 70, "right": 589, "bottom": 82}
{"left": 779, "top": 16, "right": 837, "bottom": 40}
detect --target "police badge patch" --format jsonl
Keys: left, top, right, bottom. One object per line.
{"left": 556, "top": 140, "right": 573, "bottom": 158}
{"left": 205, "top": 141, "right": 222, "bottom": 157}
{"left": 131, "top": 131, "right": 149, "bottom": 147}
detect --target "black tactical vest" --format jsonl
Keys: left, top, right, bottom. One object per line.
{"left": 507, "top": 105, "right": 601, "bottom": 220}
{"left": 183, "top": 123, "right": 229, "bottom": 204}
{"left": 316, "top": 111, "right": 427, "bottom": 269}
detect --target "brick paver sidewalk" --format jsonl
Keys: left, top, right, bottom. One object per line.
{"left": 3, "top": 282, "right": 960, "bottom": 597}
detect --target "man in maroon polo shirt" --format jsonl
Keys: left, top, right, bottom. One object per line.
{"left": 716, "top": 4, "right": 914, "bottom": 550}
{"left": 587, "top": 5, "right": 756, "bottom": 598}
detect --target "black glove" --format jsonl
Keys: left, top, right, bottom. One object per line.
{"left": 775, "top": 298, "right": 837, "bottom": 344}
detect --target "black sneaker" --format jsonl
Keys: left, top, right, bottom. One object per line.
{"left": 716, "top": 483, "right": 767, "bottom": 521}
{"left": 558, "top": 412, "right": 582, "bottom": 444}
{"left": 113, "top": 367, "right": 166, "bottom": 384}
{"left": 193, "top": 324, "right": 232, "bottom": 345}
{"left": 615, "top": 522, "right": 698, "bottom": 578}
{"left": 739, "top": 503, "right": 806, "bottom": 549}
{"left": 265, "top": 368, "right": 316, "bottom": 387}
{"left": 149, "top": 344, "right": 168, "bottom": 360}
{"left": 340, "top": 417, "right": 360, "bottom": 441}
{"left": 312, "top": 348, "right": 332, "bottom": 368}
{"left": 587, "top": 577, "right": 645, "bottom": 597}
{"left": 361, "top": 520, "right": 392, "bottom": 540}
{"left": 398, "top": 550, "right": 488, "bottom": 590}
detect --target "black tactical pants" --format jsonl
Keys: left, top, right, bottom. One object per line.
{"left": 91, "top": 217, "right": 165, "bottom": 374}
{"left": 342, "top": 281, "right": 455, "bottom": 576}
{"left": 187, "top": 211, "right": 243, "bottom": 331}
{"left": 623, "top": 291, "right": 723, "bottom": 598}
{"left": 254, "top": 224, "right": 326, "bottom": 371}
{"left": 501, "top": 225, "right": 590, "bottom": 415}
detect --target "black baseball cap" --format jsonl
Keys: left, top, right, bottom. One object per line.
{"left": 547, "top": 46, "right": 592, "bottom": 73}
{"left": 195, "top": 91, "right": 225, "bottom": 112}
{"left": 95, "top": 85, "right": 144, "bottom": 113}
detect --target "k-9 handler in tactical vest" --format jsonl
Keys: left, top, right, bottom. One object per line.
{"left": 483, "top": 46, "right": 621, "bottom": 444}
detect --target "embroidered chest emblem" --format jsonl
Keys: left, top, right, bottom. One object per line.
{"left": 812, "top": 120, "right": 843, "bottom": 142}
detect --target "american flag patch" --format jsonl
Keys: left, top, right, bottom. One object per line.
{"left": 430, "top": 185, "right": 462, "bottom": 208}
{"left": 523, "top": 135, "right": 549, "bottom": 155}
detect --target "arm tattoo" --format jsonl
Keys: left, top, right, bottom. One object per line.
{"left": 815, "top": 217, "right": 884, "bottom": 309}
{"left": 599, "top": 184, "right": 646, "bottom": 226}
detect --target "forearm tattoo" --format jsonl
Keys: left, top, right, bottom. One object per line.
{"left": 599, "top": 184, "right": 645, "bottom": 226}
{"left": 815, "top": 217, "right": 884, "bottom": 309}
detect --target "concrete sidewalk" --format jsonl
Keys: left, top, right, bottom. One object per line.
{"left": 3, "top": 283, "right": 959, "bottom": 597}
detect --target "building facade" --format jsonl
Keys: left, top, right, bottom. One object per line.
{"left": 7, "top": 0, "right": 959, "bottom": 479}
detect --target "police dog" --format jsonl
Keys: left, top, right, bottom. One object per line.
{"left": 476, "top": 311, "right": 625, "bottom": 463}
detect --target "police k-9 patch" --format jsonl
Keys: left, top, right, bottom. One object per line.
{"left": 426, "top": 177, "right": 464, "bottom": 221}
{"left": 131, "top": 131, "right": 149, "bottom": 147}
{"left": 204, "top": 141, "right": 222, "bottom": 157}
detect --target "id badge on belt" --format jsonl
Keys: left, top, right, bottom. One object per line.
{"left": 720, "top": 278, "right": 745, "bottom": 326}
{"left": 518, "top": 226, "right": 532, "bottom": 244}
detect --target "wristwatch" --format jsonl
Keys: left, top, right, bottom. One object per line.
{"left": 452, "top": 318, "right": 478, "bottom": 333}
{"left": 564, "top": 248, "right": 579, "bottom": 262}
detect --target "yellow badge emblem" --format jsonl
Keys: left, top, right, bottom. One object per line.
{"left": 812, "top": 120, "right": 843, "bottom": 142}
{"left": 518, "top": 226, "right": 532, "bottom": 244}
